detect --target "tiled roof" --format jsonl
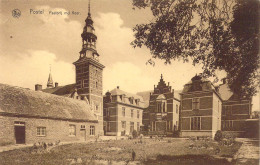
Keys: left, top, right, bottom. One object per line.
{"left": 42, "top": 84, "right": 75, "bottom": 97}
{"left": 136, "top": 90, "right": 152, "bottom": 108}
{"left": 174, "top": 90, "right": 181, "bottom": 100}
{"left": 109, "top": 88, "right": 144, "bottom": 101}
{"left": 0, "top": 83, "right": 97, "bottom": 122}
{"left": 182, "top": 75, "right": 216, "bottom": 93}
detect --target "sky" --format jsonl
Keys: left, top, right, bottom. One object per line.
{"left": 0, "top": 0, "right": 259, "bottom": 110}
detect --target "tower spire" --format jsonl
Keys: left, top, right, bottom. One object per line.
{"left": 47, "top": 65, "right": 54, "bottom": 88}
{"left": 88, "top": 0, "right": 91, "bottom": 14}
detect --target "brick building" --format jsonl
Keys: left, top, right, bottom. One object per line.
{"left": 103, "top": 87, "right": 143, "bottom": 136}
{"left": 219, "top": 80, "right": 252, "bottom": 137}
{"left": 180, "top": 75, "right": 252, "bottom": 138}
{"left": 0, "top": 84, "right": 99, "bottom": 145}
{"left": 140, "top": 75, "right": 181, "bottom": 136}
{"left": 180, "top": 75, "right": 222, "bottom": 138}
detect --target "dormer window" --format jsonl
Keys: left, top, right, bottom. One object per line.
{"left": 135, "top": 99, "right": 140, "bottom": 106}
{"left": 129, "top": 97, "right": 134, "bottom": 104}
{"left": 112, "top": 96, "right": 117, "bottom": 102}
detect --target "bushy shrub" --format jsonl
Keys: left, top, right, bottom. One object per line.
{"left": 132, "top": 130, "right": 138, "bottom": 139}
{"left": 214, "top": 130, "right": 223, "bottom": 142}
{"left": 172, "top": 130, "right": 180, "bottom": 137}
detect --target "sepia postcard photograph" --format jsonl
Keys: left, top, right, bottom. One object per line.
{"left": 0, "top": 0, "right": 259, "bottom": 164}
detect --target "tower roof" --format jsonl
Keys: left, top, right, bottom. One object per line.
{"left": 47, "top": 71, "right": 54, "bottom": 88}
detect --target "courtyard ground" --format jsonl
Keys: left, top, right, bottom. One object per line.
{"left": 233, "top": 138, "right": 259, "bottom": 165}
{"left": 0, "top": 137, "right": 246, "bottom": 165}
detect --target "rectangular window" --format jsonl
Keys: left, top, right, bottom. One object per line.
{"left": 122, "top": 107, "right": 125, "bottom": 117}
{"left": 167, "top": 121, "right": 172, "bottom": 131}
{"left": 130, "top": 122, "right": 134, "bottom": 133}
{"left": 226, "top": 106, "right": 232, "bottom": 116}
{"left": 137, "top": 110, "right": 140, "bottom": 118}
{"left": 80, "top": 125, "right": 86, "bottom": 130}
{"left": 224, "top": 120, "right": 233, "bottom": 128}
{"left": 76, "top": 80, "right": 82, "bottom": 88}
{"left": 122, "top": 121, "right": 126, "bottom": 129}
{"left": 107, "top": 122, "right": 110, "bottom": 131}
{"left": 131, "top": 109, "right": 134, "bottom": 118}
{"left": 69, "top": 125, "right": 76, "bottom": 136}
{"left": 83, "top": 79, "right": 88, "bottom": 88}
{"left": 83, "top": 67, "right": 88, "bottom": 73}
{"left": 90, "top": 126, "right": 95, "bottom": 135}
{"left": 107, "top": 108, "right": 110, "bottom": 116}
{"left": 37, "top": 127, "right": 46, "bottom": 136}
{"left": 137, "top": 122, "right": 140, "bottom": 132}
{"left": 192, "top": 98, "right": 200, "bottom": 110}
{"left": 76, "top": 67, "right": 82, "bottom": 74}
{"left": 112, "top": 96, "right": 117, "bottom": 102}
{"left": 176, "top": 105, "right": 179, "bottom": 114}
{"left": 157, "top": 103, "right": 161, "bottom": 112}
{"left": 152, "top": 121, "right": 156, "bottom": 131}
{"left": 104, "top": 108, "right": 107, "bottom": 116}
{"left": 191, "top": 117, "right": 201, "bottom": 130}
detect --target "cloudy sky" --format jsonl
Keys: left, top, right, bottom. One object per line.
{"left": 0, "top": 0, "right": 259, "bottom": 110}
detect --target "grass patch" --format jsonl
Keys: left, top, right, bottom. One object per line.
{"left": 0, "top": 141, "right": 14, "bottom": 146}
{"left": 0, "top": 138, "right": 242, "bottom": 165}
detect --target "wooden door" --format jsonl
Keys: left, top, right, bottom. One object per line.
{"left": 15, "top": 126, "right": 25, "bottom": 144}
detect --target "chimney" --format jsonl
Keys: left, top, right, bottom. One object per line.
{"left": 55, "top": 82, "right": 58, "bottom": 88}
{"left": 168, "top": 82, "right": 170, "bottom": 86}
{"left": 35, "top": 84, "right": 42, "bottom": 91}
{"left": 117, "top": 86, "right": 119, "bottom": 89}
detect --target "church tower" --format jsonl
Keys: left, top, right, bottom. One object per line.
{"left": 73, "top": 1, "right": 105, "bottom": 131}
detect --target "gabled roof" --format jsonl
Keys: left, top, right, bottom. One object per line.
{"left": 218, "top": 83, "right": 233, "bottom": 101}
{"left": 0, "top": 84, "right": 97, "bottom": 122}
{"left": 136, "top": 90, "right": 152, "bottom": 108}
{"left": 42, "top": 84, "right": 75, "bottom": 97}
{"left": 109, "top": 88, "right": 144, "bottom": 101}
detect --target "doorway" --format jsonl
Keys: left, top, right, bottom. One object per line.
{"left": 80, "top": 129, "right": 86, "bottom": 141}
{"left": 14, "top": 121, "right": 25, "bottom": 144}
{"left": 80, "top": 125, "right": 86, "bottom": 141}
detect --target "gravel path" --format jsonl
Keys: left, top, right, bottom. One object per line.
{"left": 234, "top": 138, "right": 259, "bottom": 165}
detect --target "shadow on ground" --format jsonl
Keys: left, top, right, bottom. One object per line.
{"left": 144, "top": 154, "right": 234, "bottom": 165}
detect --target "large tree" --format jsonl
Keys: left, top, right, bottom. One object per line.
{"left": 131, "top": 0, "right": 259, "bottom": 98}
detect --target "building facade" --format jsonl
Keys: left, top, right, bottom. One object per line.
{"left": 180, "top": 75, "right": 222, "bottom": 138}
{"left": 141, "top": 75, "right": 180, "bottom": 136}
{"left": 219, "top": 81, "right": 252, "bottom": 137}
{"left": 0, "top": 84, "right": 99, "bottom": 145}
{"left": 103, "top": 87, "right": 143, "bottom": 136}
